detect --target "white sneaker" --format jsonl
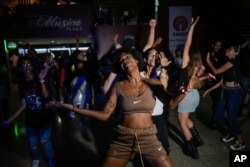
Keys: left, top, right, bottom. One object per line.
{"left": 230, "top": 141, "right": 246, "bottom": 150}
{"left": 31, "top": 160, "right": 40, "bottom": 167}
{"left": 222, "top": 134, "right": 235, "bottom": 143}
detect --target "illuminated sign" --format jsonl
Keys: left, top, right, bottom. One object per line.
{"left": 7, "top": 41, "right": 17, "bottom": 49}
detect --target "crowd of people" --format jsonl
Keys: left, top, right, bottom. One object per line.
{"left": 0, "top": 16, "right": 249, "bottom": 167}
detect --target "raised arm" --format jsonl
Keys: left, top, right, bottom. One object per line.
{"left": 182, "top": 16, "right": 200, "bottom": 68}
{"left": 102, "top": 34, "right": 122, "bottom": 94}
{"left": 39, "top": 67, "right": 49, "bottom": 98}
{"left": 142, "top": 19, "right": 157, "bottom": 52}
{"left": 113, "top": 34, "right": 122, "bottom": 49}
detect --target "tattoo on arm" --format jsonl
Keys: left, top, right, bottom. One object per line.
{"left": 104, "top": 100, "right": 115, "bottom": 113}
{"left": 108, "top": 101, "right": 115, "bottom": 109}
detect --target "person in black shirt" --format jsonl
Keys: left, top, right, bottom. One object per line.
{"left": 204, "top": 44, "right": 246, "bottom": 151}
{"left": 0, "top": 56, "right": 56, "bottom": 167}
{"left": 203, "top": 38, "right": 226, "bottom": 128}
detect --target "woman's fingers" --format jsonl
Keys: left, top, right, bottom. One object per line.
{"left": 196, "top": 65, "right": 205, "bottom": 77}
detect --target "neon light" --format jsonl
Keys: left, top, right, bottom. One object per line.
{"left": 3, "top": 40, "right": 9, "bottom": 53}
{"left": 7, "top": 41, "right": 17, "bottom": 49}
{"left": 14, "top": 123, "right": 19, "bottom": 138}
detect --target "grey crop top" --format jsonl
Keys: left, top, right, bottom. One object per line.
{"left": 115, "top": 82, "right": 156, "bottom": 114}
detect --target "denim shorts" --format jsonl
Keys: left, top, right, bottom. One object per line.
{"left": 107, "top": 124, "right": 166, "bottom": 160}
{"left": 178, "top": 89, "right": 200, "bottom": 113}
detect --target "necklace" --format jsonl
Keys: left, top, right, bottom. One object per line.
{"left": 129, "top": 79, "right": 141, "bottom": 97}
{"left": 135, "top": 80, "right": 140, "bottom": 97}
{"left": 136, "top": 85, "right": 139, "bottom": 96}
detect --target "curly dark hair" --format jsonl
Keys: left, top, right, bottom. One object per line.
{"left": 112, "top": 48, "right": 144, "bottom": 76}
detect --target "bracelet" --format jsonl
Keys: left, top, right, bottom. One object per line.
{"left": 180, "top": 85, "right": 191, "bottom": 94}
{"left": 180, "top": 85, "right": 187, "bottom": 94}
{"left": 39, "top": 79, "right": 45, "bottom": 83}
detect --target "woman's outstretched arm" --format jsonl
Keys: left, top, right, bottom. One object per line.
{"left": 182, "top": 16, "right": 200, "bottom": 69}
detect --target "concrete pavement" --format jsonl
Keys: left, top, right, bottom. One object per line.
{"left": 0, "top": 89, "right": 250, "bottom": 167}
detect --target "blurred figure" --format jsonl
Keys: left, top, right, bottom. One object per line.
{"left": 84, "top": 47, "right": 102, "bottom": 105}
{"left": 0, "top": 56, "right": 56, "bottom": 167}
{"left": 141, "top": 48, "right": 172, "bottom": 154}
{"left": 204, "top": 43, "right": 246, "bottom": 151}
{"left": 60, "top": 51, "right": 99, "bottom": 160}
{"left": 8, "top": 51, "right": 22, "bottom": 122}
{"left": 203, "top": 38, "right": 226, "bottom": 129}
{"left": 57, "top": 51, "right": 72, "bottom": 103}
{"left": 175, "top": 17, "right": 208, "bottom": 160}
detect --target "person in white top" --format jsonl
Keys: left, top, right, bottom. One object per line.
{"left": 140, "top": 48, "right": 171, "bottom": 154}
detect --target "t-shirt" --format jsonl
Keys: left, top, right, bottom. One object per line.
{"left": 19, "top": 79, "right": 51, "bottom": 128}
{"left": 223, "top": 58, "right": 241, "bottom": 83}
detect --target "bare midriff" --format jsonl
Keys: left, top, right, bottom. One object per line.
{"left": 121, "top": 112, "right": 153, "bottom": 128}
{"left": 224, "top": 81, "right": 240, "bottom": 87}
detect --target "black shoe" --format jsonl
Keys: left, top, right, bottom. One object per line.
{"left": 190, "top": 126, "right": 204, "bottom": 147}
{"left": 183, "top": 139, "right": 199, "bottom": 160}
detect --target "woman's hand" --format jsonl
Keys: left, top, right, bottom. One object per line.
{"left": 189, "top": 66, "right": 215, "bottom": 89}
{"left": 191, "top": 16, "right": 200, "bottom": 27}
{"left": 152, "top": 37, "right": 163, "bottom": 48}
{"left": 202, "top": 90, "right": 209, "bottom": 97}
{"left": 113, "top": 34, "right": 119, "bottom": 45}
{"left": 154, "top": 37, "right": 162, "bottom": 45}
{"left": 149, "top": 19, "right": 157, "bottom": 28}
{"left": 159, "top": 51, "right": 171, "bottom": 67}
{"left": 160, "top": 68, "right": 169, "bottom": 90}
{"left": 201, "top": 73, "right": 216, "bottom": 80}
{"left": 39, "top": 67, "right": 49, "bottom": 81}
{"left": 46, "top": 101, "right": 74, "bottom": 111}
{"left": 46, "top": 100, "right": 63, "bottom": 109}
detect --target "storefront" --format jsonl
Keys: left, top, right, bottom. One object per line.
{"left": 4, "top": 4, "right": 93, "bottom": 56}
